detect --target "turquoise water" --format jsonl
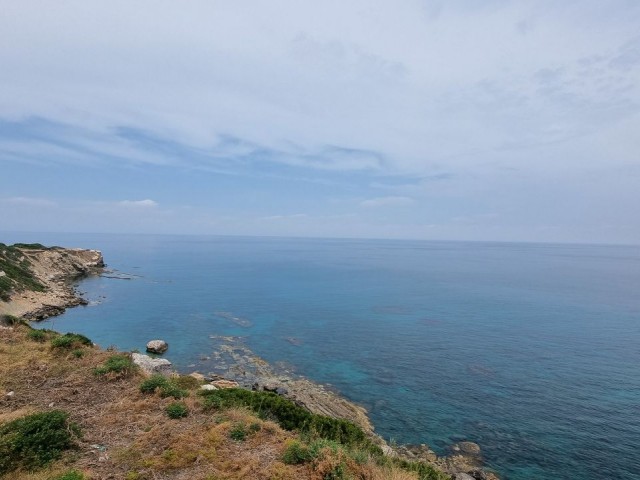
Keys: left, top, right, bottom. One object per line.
{"left": 5, "top": 233, "right": 640, "bottom": 480}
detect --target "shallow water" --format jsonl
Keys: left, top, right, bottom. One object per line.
{"left": 7, "top": 232, "right": 640, "bottom": 480}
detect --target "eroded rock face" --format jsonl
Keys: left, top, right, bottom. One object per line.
{"left": 146, "top": 340, "right": 168, "bottom": 354}
{"left": 131, "top": 353, "right": 174, "bottom": 376}
{"left": 0, "top": 246, "right": 105, "bottom": 320}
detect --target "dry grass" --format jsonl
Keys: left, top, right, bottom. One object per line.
{"left": 0, "top": 325, "right": 424, "bottom": 480}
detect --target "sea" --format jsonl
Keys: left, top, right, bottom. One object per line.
{"left": 4, "top": 232, "right": 640, "bottom": 480}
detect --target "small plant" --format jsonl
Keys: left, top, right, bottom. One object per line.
{"left": 0, "top": 410, "right": 81, "bottom": 475}
{"left": 139, "top": 375, "right": 187, "bottom": 399}
{"left": 94, "top": 354, "right": 136, "bottom": 378}
{"left": 165, "top": 402, "right": 188, "bottom": 419}
{"left": 51, "top": 332, "right": 92, "bottom": 350}
{"left": 282, "top": 440, "right": 313, "bottom": 465}
{"left": 229, "top": 423, "right": 247, "bottom": 441}
{"left": 0, "top": 314, "right": 23, "bottom": 326}
{"left": 174, "top": 375, "right": 201, "bottom": 390}
{"left": 27, "top": 329, "right": 46, "bottom": 342}
{"left": 54, "top": 470, "right": 85, "bottom": 480}
{"left": 72, "top": 349, "right": 85, "bottom": 358}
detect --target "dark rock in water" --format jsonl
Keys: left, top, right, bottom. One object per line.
{"left": 146, "top": 339, "right": 168, "bottom": 354}
{"left": 468, "top": 470, "right": 488, "bottom": 480}
{"left": 452, "top": 441, "right": 481, "bottom": 456}
{"left": 453, "top": 474, "right": 475, "bottom": 480}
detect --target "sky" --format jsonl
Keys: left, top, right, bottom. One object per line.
{"left": 1, "top": 1, "right": 639, "bottom": 244}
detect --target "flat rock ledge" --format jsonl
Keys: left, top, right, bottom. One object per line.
{"left": 132, "top": 353, "right": 174, "bottom": 376}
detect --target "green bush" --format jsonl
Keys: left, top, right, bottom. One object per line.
{"left": 0, "top": 410, "right": 80, "bottom": 474}
{"left": 139, "top": 375, "right": 187, "bottom": 399}
{"left": 27, "top": 329, "right": 46, "bottom": 342}
{"left": 200, "top": 388, "right": 370, "bottom": 448}
{"left": 174, "top": 375, "right": 201, "bottom": 390}
{"left": 0, "top": 314, "right": 23, "bottom": 326}
{"left": 72, "top": 349, "right": 85, "bottom": 359}
{"left": 51, "top": 333, "right": 93, "bottom": 350}
{"left": 282, "top": 440, "right": 313, "bottom": 464}
{"left": 165, "top": 402, "right": 188, "bottom": 419}
{"left": 53, "top": 470, "right": 85, "bottom": 480}
{"left": 229, "top": 423, "right": 247, "bottom": 441}
{"left": 94, "top": 354, "right": 136, "bottom": 378}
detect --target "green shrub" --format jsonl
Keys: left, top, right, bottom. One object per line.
{"left": 174, "top": 375, "right": 201, "bottom": 390}
{"left": 229, "top": 423, "right": 247, "bottom": 441}
{"left": 72, "top": 349, "right": 85, "bottom": 359}
{"left": 27, "top": 329, "right": 46, "bottom": 342}
{"left": 282, "top": 440, "right": 313, "bottom": 464}
{"left": 0, "top": 410, "right": 80, "bottom": 474}
{"left": 0, "top": 314, "right": 23, "bottom": 326}
{"left": 165, "top": 402, "right": 188, "bottom": 419}
{"left": 139, "top": 374, "right": 170, "bottom": 393}
{"left": 53, "top": 470, "right": 85, "bottom": 480}
{"left": 139, "top": 375, "right": 187, "bottom": 399}
{"left": 94, "top": 354, "right": 136, "bottom": 378}
{"left": 51, "top": 333, "right": 93, "bottom": 350}
{"left": 200, "top": 389, "right": 369, "bottom": 447}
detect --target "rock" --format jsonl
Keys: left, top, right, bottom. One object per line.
{"left": 454, "top": 474, "right": 476, "bottom": 480}
{"left": 380, "top": 444, "right": 395, "bottom": 457}
{"left": 0, "top": 270, "right": 6, "bottom": 277}
{"left": 263, "top": 383, "right": 279, "bottom": 392}
{"left": 211, "top": 379, "right": 239, "bottom": 389}
{"left": 200, "top": 384, "right": 218, "bottom": 391}
{"left": 146, "top": 340, "right": 168, "bottom": 354}
{"left": 468, "top": 470, "right": 488, "bottom": 480}
{"left": 455, "top": 442, "right": 481, "bottom": 456}
{"left": 131, "top": 353, "right": 173, "bottom": 376}
{"left": 6, "top": 391, "right": 15, "bottom": 398}
{"left": 276, "top": 387, "right": 289, "bottom": 395}
{"left": 189, "top": 372, "right": 205, "bottom": 382}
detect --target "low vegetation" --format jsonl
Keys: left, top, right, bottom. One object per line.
{"left": 0, "top": 243, "right": 46, "bottom": 302}
{"left": 165, "top": 402, "right": 189, "bottom": 419}
{"left": 0, "top": 322, "right": 450, "bottom": 480}
{"left": 93, "top": 353, "right": 137, "bottom": 378}
{"left": 139, "top": 374, "right": 188, "bottom": 399}
{"left": 51, "top": 332, "right": 93, "bottom": 350}
{"left": 0, "top": 410, "right": 81, "bottom": 475}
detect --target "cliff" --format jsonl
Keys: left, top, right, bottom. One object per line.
{"left": 0, "top": 243, "right": 104, "bottom": 321}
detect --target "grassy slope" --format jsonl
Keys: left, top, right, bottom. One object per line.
{"left": 0, "top": 323, "right": 448, "bottom": 480}
{"left": 0, "top": 243, "right": 47, "bottom": 302}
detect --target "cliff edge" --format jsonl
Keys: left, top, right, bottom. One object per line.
{"left": 0, "top": 243, "right": 104, "bottom": 321}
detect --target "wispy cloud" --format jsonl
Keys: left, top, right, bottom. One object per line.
{"left": 117, "top": 199, "right": 158, "bottom": 208}
{"left": 360, "top": 196, "right": 414, "bottom": 208}
{"left": 2, "top": 196, "right": 57, "bottom": 207}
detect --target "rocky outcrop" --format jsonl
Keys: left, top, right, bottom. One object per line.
{"left": 0, "top": 245, "right": 104, "bottom": 321}
{"left": 146, "top": 339, "right": 168, "bottom": 354}
{"left": 131, "top": 353, "right": 174, "bottom": 376}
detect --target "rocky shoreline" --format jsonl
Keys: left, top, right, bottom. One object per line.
{"left": 1, "top": 243, "right": 498, "bottom": 479}
{"left": 180, "top": 334, "right": 499, "bottom": 480}
{"left": 0, "top": 246, "right": 104, "bottom": 321}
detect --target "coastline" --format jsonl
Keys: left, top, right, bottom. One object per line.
{"left": 0, "top": 246, "right": 104, "bottom": 321}
{"left": 1, "top": 243, "right": 498, "bottom": 479}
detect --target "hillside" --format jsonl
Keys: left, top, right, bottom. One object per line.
{"left": 0, "top": 322, "right": 450, "bottom": 480}
{"left": 0, "top": 243, "right": 104, "bottom": 320}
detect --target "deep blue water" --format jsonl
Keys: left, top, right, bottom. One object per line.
{"left": 4, "top": 233, "right": 640, "bottom": 480}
